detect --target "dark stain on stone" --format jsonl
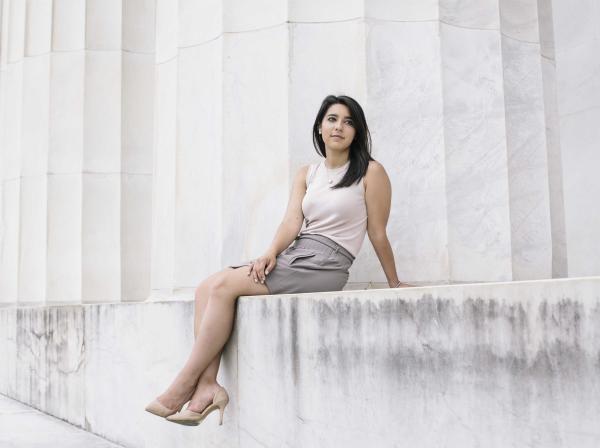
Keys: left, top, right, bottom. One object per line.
{"left": 289, "top": 297, "right": 299, "bottom": 387}
{"left": 259, "top": 298, "right": 269, "bottom": 320}
{"left": 275, "top": 300, "right": 286, "bottom": 364}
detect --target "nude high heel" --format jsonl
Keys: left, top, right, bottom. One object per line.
{"left": 145, "top": 398, "right": 179, "bottom": 418}
{"left": 166, "top": 387, "right": 229, "bottom": 426}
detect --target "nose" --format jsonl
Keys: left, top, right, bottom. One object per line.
{"left": 334, "top": 120, "right": 343, "bottom": 130}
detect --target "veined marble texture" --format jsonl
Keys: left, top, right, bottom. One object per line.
{"left": 501, "top": 34, "right": 552, "bottom": 280}
{"left": 0, "top": 0, "right": 599, "bottom": 303}
{"left": 440, "top": 22, "right": 513, "bottom": 282}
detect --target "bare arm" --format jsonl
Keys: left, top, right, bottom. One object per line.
{"left": 364, "top": 161, "right": 410, "bottom": 288}
{"left": 265, "top": 165, "right": 308, "bottom": 256}
{"left": 249, "top": 165, "right": 309, "bottom": 284}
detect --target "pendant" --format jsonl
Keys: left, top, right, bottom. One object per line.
{"left": 328, "top": 179, "right": 333, "bottom": 184}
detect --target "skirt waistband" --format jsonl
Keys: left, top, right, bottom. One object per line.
{"left": 294, "top": 233, "right": 355, "bottom": 263}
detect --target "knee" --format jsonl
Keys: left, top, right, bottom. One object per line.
{"left": 207, "top": 273, "right": 230, "bottom": 300}
{"left": 195, "top": 279, "right": 211, "bottom": 302}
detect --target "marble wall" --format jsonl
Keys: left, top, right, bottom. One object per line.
{"left": 1, "top": 277, "right": 599, "bottom": 447}
{"left": 0, "top": 0, "right": 598, "bottom": 304}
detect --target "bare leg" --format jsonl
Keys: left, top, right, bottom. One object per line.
{"left": 185, "top": 271, "right": 230, "bottom": 412}
{"left": 157, "top": 267, "right": 268, "bottom": 411}
{"left": 193, "top": 272, "right": 223, "bottom": 384}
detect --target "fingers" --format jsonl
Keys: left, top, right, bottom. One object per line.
{"left": 248, "top": 262, "right": 260, "bottom": 284}
{"left": 265, "top": 259, "right": 275, "bottom": 276}
{"left": 256, "top": 262, "right": 266, "bottom": 284}
{"left": 248, "top": 256, "right": 276, "bottom": 284}
{"left": 248, "top": 259, "right": 264, "bottom": 284}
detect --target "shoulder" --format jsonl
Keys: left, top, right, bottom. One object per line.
{"left": 299, "top": 161, "right": 321, "bottom": 183}
{"left": 291, "top": 164, "right": 311, "bottom": 189}
{"left": 366, "top": 160, "right": 386, "bottom": 175}
{"left": 364, "top": 160, "right": 388, "bottom": 187}
{"left": 292, "top": 164, "right": 311, "bottom": 178}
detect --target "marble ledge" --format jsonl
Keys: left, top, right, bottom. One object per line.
{"left": 1, "top": 276, "right": 595, "bottom": 308}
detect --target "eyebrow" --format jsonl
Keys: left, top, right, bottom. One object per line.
{"left": 326, "top": 113, "right": 353, "bottom": 120}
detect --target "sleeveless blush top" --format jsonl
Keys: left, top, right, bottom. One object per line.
{"left": 299, "top": 160, "right": 368, "bottom": 257}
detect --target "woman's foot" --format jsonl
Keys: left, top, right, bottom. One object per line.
{"left": 187, "top": 380, "right": 223, "bottom": 414}
{"left": 154, "top": 378, "right": 197, "bottom": 413}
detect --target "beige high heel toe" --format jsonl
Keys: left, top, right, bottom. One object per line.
{"left": 166, "top": 387, "right": 229, "bottom": 426}
{"left": 145, "top": 399, "right": 179, "bottom": 418}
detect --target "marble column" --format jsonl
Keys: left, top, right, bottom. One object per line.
{"left": 551, "top": 0, "right": 600, "bottom": 277}
{"left": 83, "top": 0, "right": 122, "bottom": 303}
{"left": 220, "top": 1, "right": 289, "bottom": 276}
{"left": 173, "top": 0, "right": 223, "bottom": 292}
{"left": 439, "top": 0, "right": 513, "bottom": 282}
{"left": 364, "top": 2, "right": 448, "bottom": 285}
{"left": 19, "top": 0, "right": 52, "bottom": 303}
{"left": 47, "top": 0, "right": 85, "bottom": 303}
{"left": 499, "top": 0, "right": 552, "bottom": 280}
{"left": 121, "top": 0, "right": 155, "bottom": 301}
{"left": 0, "top": 0, "right": 599, "bottom": 304}
{"left": 149, "top": 0, "right": 178, "bottom": 299}
{"left": 0, "top": 0, "right": 22, "bottom": 304}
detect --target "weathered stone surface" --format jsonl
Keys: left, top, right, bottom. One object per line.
{"left": 236, "top": 278, "right": 600, "bottom": 447}
{"left": 13, "top": 305, "right": 85, "bottom": 426}
{"left": 1, "top": 278, "right": 600, "bottom": 447}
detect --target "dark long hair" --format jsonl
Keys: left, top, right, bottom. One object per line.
{"left": 312, "top": 95, "right": 374, "bottom": 189}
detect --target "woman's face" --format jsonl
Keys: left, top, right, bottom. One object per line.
{"left": 319, "top": 103, "right": 356, "bottom": 154}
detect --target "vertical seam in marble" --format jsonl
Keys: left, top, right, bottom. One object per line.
{"left": 497, "top": 20, "right": 514, "bottom": 281}
{"left": 437, "top": 13, "right": 451, "bottom": 283}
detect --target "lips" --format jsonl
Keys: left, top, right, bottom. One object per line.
{"left": 331, "top": 135, "right": 343, "bottom": 139}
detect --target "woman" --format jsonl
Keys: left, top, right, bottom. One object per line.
{"left": 145, "top": 94, "right": 410, "bottom": 426}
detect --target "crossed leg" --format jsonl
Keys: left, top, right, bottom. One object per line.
{"left": 156, "top": 265, "right": 269, "bottom": 412}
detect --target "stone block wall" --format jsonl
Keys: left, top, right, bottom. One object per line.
{"left": 1, "top": 277, "right": 599, "bottom": 447}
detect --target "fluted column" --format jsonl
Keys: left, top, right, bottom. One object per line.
{"left": 439, "top": 0, "right": 513, "bottom": 283}
{"left": 149, "top": 0, "right": 178, "bottom": 298}
{"left": 83, "top": 0, "right": 122, "bottom": 302}
{"left": 220, "top": 0, "right": 289, "bottom": 269}
{"left": 537, "top": 0, "right": 567, "bottom": 278}
{"left": 499, "top": 0, "right": 552, "bottom": 280}
{"left": 121, "top": 0, "right": 155, "bottom": 301}
{"left": 19, "top": 0, "right": 52, "bottom": 303}
{"left": 173, "top": 0, "right": 223, "bottom": 291}
{"left": 364, "top": 2, "right": 448, "bottom": 285}
{"left": 47, "top": 0, "right": 85, "bottom": 303}
{"left": 0, "top": 0, "right": 21, "bottom": 304}
{"left": 551, "top": 0, "right": 600, "bottom": 277}
{"left": 1, "top": 0, "right": 599, "bottom": 304}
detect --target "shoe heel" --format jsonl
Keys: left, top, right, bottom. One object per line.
{"left": 218, "top": 404, "right": 225, "bottom": 425}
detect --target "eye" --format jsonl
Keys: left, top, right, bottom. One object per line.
{"left": 327, "top": 116, "right": 336, "bottom": 122}
{"left": 345, "top": 120, "right": 354, "bottom": 126}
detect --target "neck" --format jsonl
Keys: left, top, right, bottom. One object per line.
{"left": 324, "top": 151, "right": 349, "bottom": 169}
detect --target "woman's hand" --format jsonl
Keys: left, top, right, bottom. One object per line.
{"left": 248, "top": 251, "right": 277, "bottom": 284}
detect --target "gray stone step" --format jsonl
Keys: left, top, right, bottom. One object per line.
{"left": 0, "top": 394, "right": 123, "bottom": 448}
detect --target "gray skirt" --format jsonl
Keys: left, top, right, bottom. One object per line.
{"left": 228, "top": 233, "right": 355, "bottom": 295}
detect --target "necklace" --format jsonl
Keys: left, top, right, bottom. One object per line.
{"left": 323, "top": 160, "right": 349, "bottom": 184}
{"left": 324, "top": 161, "right": 333, "bottom": 184}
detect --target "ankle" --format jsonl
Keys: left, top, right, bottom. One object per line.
{"left": 196, "top": 377, "right": 219, "bottom": 388}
